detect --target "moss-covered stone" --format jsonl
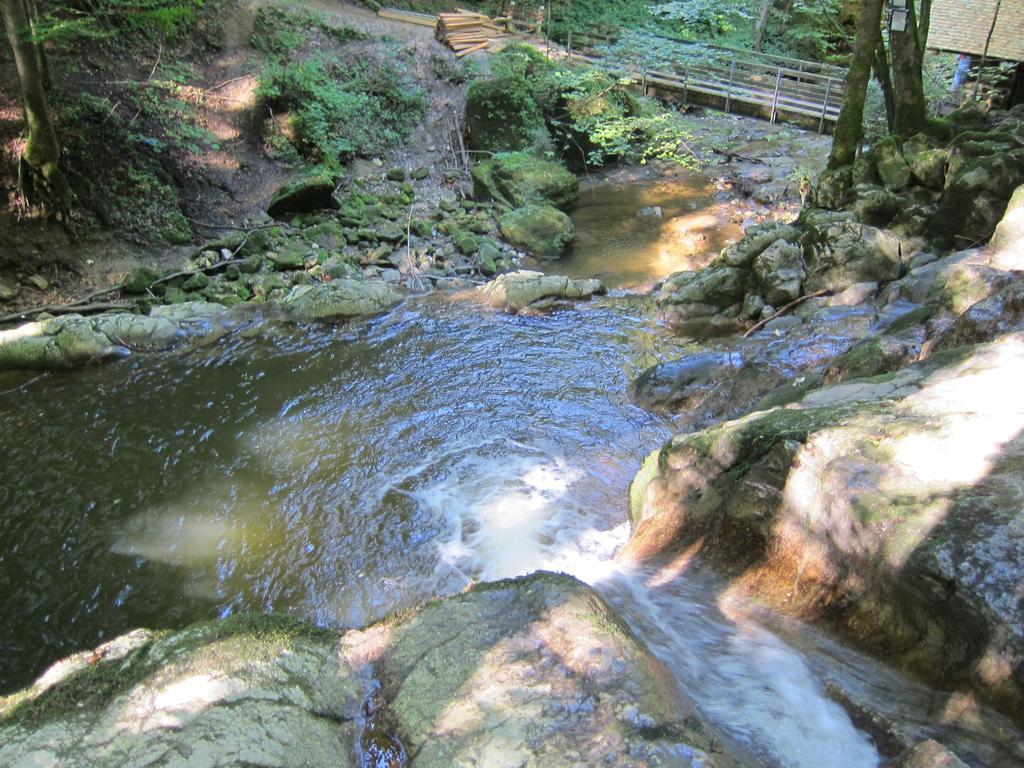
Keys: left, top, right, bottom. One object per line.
{"left": 268, "top": 170, "right": 340, "bottom": 218}
{"left": 477, "top": 270, "right": 603, "bottom": 311}
{"left": 472, "top": 152, "right": 579, "bottom": 211}
{"left": 1, "top": 575, "right": 734, "bottom": 767}
{"left": 279, "top": 280, "right": 401, "bottom": 321}
{"left": 873, "top": 136, "right": 912, "bottom": 191}
{"left": 122, "top": 267, "right": 161, "bottom": 295}
{"left": 498, "top": 204, "right": 574, "bottom": 259}
{"left": 452, "top": 231, "right": 481, "bottom": 255}
{"left": 465, "top": 76, "right": 547, "bottom": 153}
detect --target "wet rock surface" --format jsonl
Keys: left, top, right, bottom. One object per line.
{"left": 0, "top": 574, "right": 733, "bottom": 768}
{"left": 624, "top": 330, "right": 1024, "bottom": 725}
{"left": 477, "top": 270, "right": 605, "bottom": 312}
{"left": 0, "top": 303, "right": 233, "bottom": 372}
{"left": 279, "top": 280, "right": 402, "bottom": 322}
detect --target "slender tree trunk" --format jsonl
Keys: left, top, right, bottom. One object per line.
{"left": 873, "top": 38, "right": 895, "bottom": 131}
{"left": 1, "top": 0, "right": 70, "bottom": 209}
{"left": 752, "top": 0, "right": 772, "bottom": 52}
{"left": 828, "top": 0, "right": 885, "bottom": 168}
{"left": 890, "top": 0, "right": 926, "bottom": 135}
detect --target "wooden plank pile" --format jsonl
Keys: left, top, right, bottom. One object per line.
{"left": 435, "top": 9, "right": 507, "bottom": 57}
{"left": 377, "top": 8, "right": 437, "bottom": 28}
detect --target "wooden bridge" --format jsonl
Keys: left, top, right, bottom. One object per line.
{"left": 564, "top": 32, "right": 848, "bottom": 134}
{"left": 376, "top": 8, "right": 848, "bottom": 133}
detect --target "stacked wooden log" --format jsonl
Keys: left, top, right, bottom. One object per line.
{"left": 435, "top": 9, "right": 507, "bottom": 57}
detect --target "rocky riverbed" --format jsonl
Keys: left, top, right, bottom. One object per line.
{"left": 4, "top": 99, "right": 1024, "bottom": 767}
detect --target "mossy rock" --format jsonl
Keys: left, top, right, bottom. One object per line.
{"left": 873, "top": 136, "right": 912, "bottom": 191}
{"left": 465, "top": 76, "right": 547, "bottom": 153}
{"left": 182, "top": 272, "right": 210, "bottom": 291}
{"left": 474, "top": 240, "right": 503, "bottom": 275}
{"left": 498, "top": 204, "right": 575, "bottom": 259}
{"left": 122, "top": 267, "right": 161, "bottom": 295}
{"left": 814, "top": 167, "right": 853, "bottom": 209}
{"left": 452, "top": 231, "right": 482, "bottom": 255}
{"left": 269, "top": 242, "right": 310, "bottom": 270}
{"left": 472, "top": 152, "right": 579, "bottom": 211}
{"left": 267, "top": 170, "right": 340, "bottom": 219}
{"left": 161, "top": 214, "right": 193, "bottom": 245}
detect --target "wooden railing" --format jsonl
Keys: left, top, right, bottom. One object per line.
{"left": 563, "top": 32, "right": 847, "bottom": 133}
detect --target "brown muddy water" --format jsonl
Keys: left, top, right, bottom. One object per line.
{"left": 534, "top": 172, "right": 743, "bottom": 290}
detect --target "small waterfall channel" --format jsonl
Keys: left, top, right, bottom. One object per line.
{"left": 1, "top": 183, "right": 1021, "bottom": 767}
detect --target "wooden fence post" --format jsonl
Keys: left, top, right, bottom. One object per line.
{"left": 819, "top": 78, "right": 834, "bottom": 133}
{"left": 770, "top": 67, "right": 783, "bottom": 123}
{"left": 726, "top": 60, "right": 736, "bottom": 113}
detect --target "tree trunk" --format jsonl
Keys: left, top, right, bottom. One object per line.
{"left": 1, "top": 0, "right": 71, "bottom": 210}
{"left": 890, "top": 0, "right": 926, "bottom": 135}
{"left": 873, "top": 38, "right": 895, "bottom": 131}
{"left": 828, "top": 0, "right": 885, "bottom": 169}
{"left": 752, "top": 0, "right": 772, "bottom": 52}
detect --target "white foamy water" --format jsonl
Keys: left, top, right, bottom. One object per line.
{"left": 408, "top": 443, "right": 880, "bottom": 768}
{"left": 7, "top": 294, "right": 1022, "bottom": 766}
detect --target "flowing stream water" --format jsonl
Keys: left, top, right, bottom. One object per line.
{"left": 2, "top": 185, "right": 1023, "bottom": 767}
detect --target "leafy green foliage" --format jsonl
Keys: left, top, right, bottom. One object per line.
{"left": 256, "top": 53, "right": 426, "bottom": 170}
{"left": 119, "top": 61, "right": 219, "bottom": 154}
{"left": 249, "top": 6, "right": 365, "bottom": 58}
{"left": 474, "top": 46, "right": 698, "bottom": 169}
{"left": 34, "top": 0, "right": 211, "bottom": 46}
{"left": 760, "top": 2, "right": 852, "bottom": 63}
{"left": 55, "top": 93, "right": 191, "bottom": 243}
{"left": 651, "top": 0, "right": 754, "bottom": 37}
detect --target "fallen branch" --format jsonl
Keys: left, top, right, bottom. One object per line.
{"left": 149, "top": 258, "right": 248, "bottom": 290}
{"left": 207, "top": 73, "right": 254, "bottom": 92}
{"left": 0, "top": 284, "right": 129, "bottom": 325}
{"left": 711, "top": 147, "right": 767, "bottom": 164}
{"left": 0, "top": 224, "right": 284, "bottom": 327}
{"left": 742, "top": 288, "right": 831, "bottom": 338}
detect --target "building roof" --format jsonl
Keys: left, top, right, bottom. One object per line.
{"left": 929, "top": 0, "right": 1024, "bottom": 61}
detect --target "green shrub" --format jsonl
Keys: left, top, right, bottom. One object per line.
{"left": 465, "top": 76, "right": 547, "bottom": 152}
{"left": 250, "top": 7, "right": 365, "bottom": 58}
{"left": 256, "top": 55, "right": 426, "bottom": 170}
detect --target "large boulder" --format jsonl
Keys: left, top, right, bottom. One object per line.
{"left": 801, "top": 218, "right": 904, "bottom": 291}
{"left": 471, "top": 152, "right": 579, "bottom": 211}
{"left": 0, "top": 304, "right": 233, "bottom": 372}
{"left": 991, "top": 183, "right": 1024, "bottom": 270}
{"left": 279, "top": 281, "right": 401, "bottom": 321}
{"left": 874, "top": 136, "right": 913, "bottom": 191}
{"left": 753, "top": 240, "right": 806, "bottom": 305}
{"left": 622, "top": 334, "right": 1024, "bottom": 723}
{"left": 465, "top": 76, "right": 547, "bottom": 153}
{"left": 0, "top": 574, "right": 732, "bottom": 768}
{"left": 267, "top": 170, "right": 340, "bottom": 219}
{"left": 498, "top": 203, "right": 575, "bottom": 258}
{"left": 934, "top": 278, "right": 1024, "bottom": 349}
{"left": 932, "top": 149, "right": 1024, "bottom": 248}
{"left": 658, "top": 265, "right": 747, "bottom": 320}
{"left": 477, "top": 270, "right": 604, "bottom": 312}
